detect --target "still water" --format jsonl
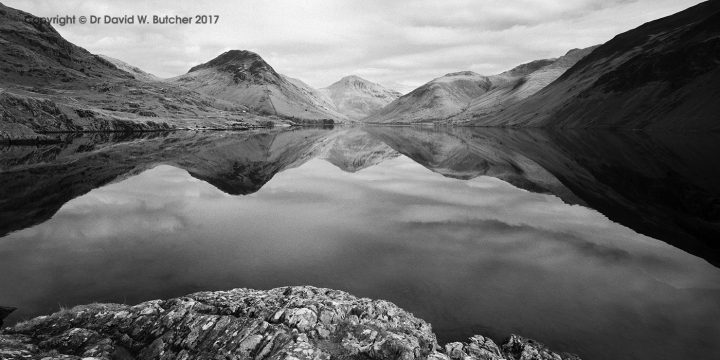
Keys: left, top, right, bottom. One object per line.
{"left": 1, "top": 127, "right": 719, "bottom": 360}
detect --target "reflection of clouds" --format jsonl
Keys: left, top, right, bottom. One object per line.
{"left": 13, "top": 166, "right": 217, "bottom": 241}
{"left": 400, "top": 218, "right": 662, "bottom": 271}
{"left": 270, "top": 155, "right": 720, "bottom": 290}
{"left": 39, "top": 209, "right": 185, "bottom": 240}
{"left": 2, "top": 156, "right": 720, "bottom": 360}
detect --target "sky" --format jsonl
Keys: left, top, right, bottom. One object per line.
{"left": 5, "top": 0, "right": 705, "bottom": 93}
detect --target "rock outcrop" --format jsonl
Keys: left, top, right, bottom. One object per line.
{"left": 0, "top": 286, "right": 579, "bottom": 360}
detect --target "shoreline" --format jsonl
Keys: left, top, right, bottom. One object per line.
{"left": 4, "top": 123, "right": 716, "bottom": 146}
{"left": 0, "top": 124, "right": 331, "bottom": 145}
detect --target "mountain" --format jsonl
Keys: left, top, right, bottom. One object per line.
{"left": 365, "top": 47, "right": 599, "bottom": 124}
{"left": 0, "top": 3, "right": 274, "bottom": 142}
{"left": 320, "top": 75, "right": 402, "bottom": 120}
{"left": 458, "top": 47, "right": 598, "bottom": 118}
{"left": 363, "top": 71, "right": 495, "bottom": 123}
{"left": 97, "top": 55, "right": 160, "bottom": 82}
{"left": 457, "top": 0, "right": 720, "bottom": 130}
{"left": 170, "top": 50, "right": 347, "bottom": 122}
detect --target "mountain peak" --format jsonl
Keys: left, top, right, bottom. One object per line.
{"left": 443, "top": 71, "right": 480, "bottom": 77}
{"left": 187, "top": 50, "right": 274, "bottom": 75}
{"left": 332, "top": 75, "right": 376, "bottom": 89}
{"left": 339, "top": 75, "right": 366, "bottom": 82}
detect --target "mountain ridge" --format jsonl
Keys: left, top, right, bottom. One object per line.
{"left": 363, "top": 47, "right": 596, "bottom": 124}
{"left": 455, "top": 0, "right": 720, "bottom": 130}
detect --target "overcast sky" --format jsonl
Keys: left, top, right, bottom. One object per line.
{"left": 6, "top": 0, "right": 704, "bottom": 93}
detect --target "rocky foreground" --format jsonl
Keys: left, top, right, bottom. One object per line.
{"left": 0, "top": 286, "right": 579, "bottom": 360}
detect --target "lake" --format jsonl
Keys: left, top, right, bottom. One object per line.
{"left": 1, "top": 127, "right": 719, "bottom": 360}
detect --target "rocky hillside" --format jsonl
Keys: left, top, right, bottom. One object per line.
{"left": 321, "top": 75, "right": 402, "bottom": 120}
{"left": 458, "top": 0, "right": 720, "bottom": 130}
{"left": 0, "top": 3, "right": 278, "bottom": 142}
{"left": 97, "top": 54, "right": 160, "bottom": 82}
{"left": 0, "top": 4, "right": 129, "bottom": 86}
{"left": 364, "top": 47, "right": 595, "bottom": 124}
{"left": 0, "top": 286, "right": 579, "bottom": 360}
{"left": 170, "top": 50, "right": 347, "bottom": 122}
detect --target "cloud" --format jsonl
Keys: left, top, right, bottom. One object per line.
{"left": 3, "top": 0, "right": 704, "bottom": 91}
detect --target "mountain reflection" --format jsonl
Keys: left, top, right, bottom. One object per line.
{"left": 1, "top": 127, "right": 719, "bottom": 266}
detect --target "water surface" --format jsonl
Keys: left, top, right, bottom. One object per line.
{"left": 1, "top": 128, "right": 719, "bottom": 360}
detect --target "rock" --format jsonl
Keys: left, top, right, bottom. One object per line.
{"left": 0, "top": 286, "right": 580, "bottom": 360}
{"left": 501, "top": 335, "right": 580, "bottom": 360}
{"left": 285, "top": 308, "right": 317, "bottom": 332}
{"left": 445, "top": 335, "right": 504, "bottom": 360}
{"left": 467, "top": 335, "right": 504, "bottom": 360}
{"left": 445, "top": 341, "right": 468, "bottom": 359}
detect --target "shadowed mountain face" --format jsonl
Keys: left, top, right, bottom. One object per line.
{"left": 1, "top": 127, "right": 719, "bottom": 266}
{"left": 460, "top": 0, "right": 720, "bottom": 130}
{"left": 0, "top": 4, "right": 130, "bottom": 86}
